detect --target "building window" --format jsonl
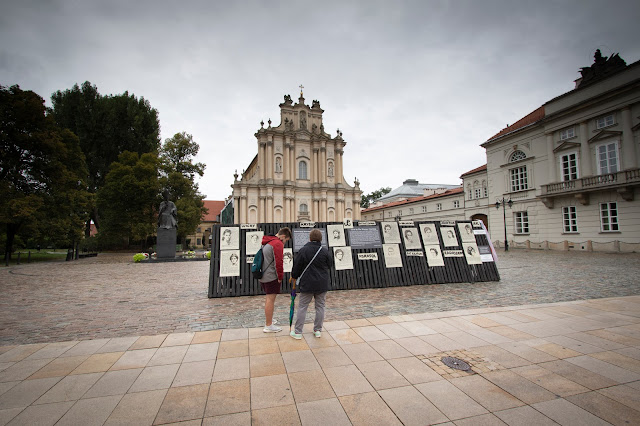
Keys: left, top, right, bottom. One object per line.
{"left": 453, "top": 200, "right": 460, "bottom": 208}
{"left": 197, "top": 227, "right": 202, "bottom": 233}
{"left": 468, "top": 188, "right": 473, "bottom": 200}
{"left": 474, "top": 188, "right": 482, "bottom": 199}
{"left": 509, "top": 166, "right": 529, "bottom": 191}
{"left": 561, "top": 152, "right": 578, "bottom": 181}
{"left": 510, "top": 150, "right": 527, "bottom": 162}
{"left": 298, "top": 161, "right": 308, "bottom": 179}
{"left": 596, "top": 114, "right": 615, "bottom": 129}
{"left": 562, "top": 206, "right": 578, "bottom": 233}
{"left": 398, "top": 210, "right": 402, "bottom": 216}
{"left": 421, "top": 206, "right": 427, "bottom": 213}
{"left": 482, "top": 181, "right": 487, "bottom": 197}
{"left": 197, "top": 238, "right": 201, "bottom": 245}
{"left": 600, "top": 202, "right": 619, "bottom": 231}
{"left": 299, "top": 203, "right": 308, "bottom": 213}
{"left": 514, "top": 211, "right": 529, "bottom": 234}
{"left": 388, "top": 212, "right": 392, "bottom": 217}
{"left": 436, "top": 203, "right": 442, "bottom": 211}
{"left": 597, "top": 142, "right": 618, "bottom": 174}
{"left": 409, "top": 208, "right": 414, "bottom": 214}
{"left": 559, "top": 127, "right": 575, "bottom": 140}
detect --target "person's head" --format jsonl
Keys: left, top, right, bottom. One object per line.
{"left": 467, "top": 246, "right": 475, "bottom": 255}
{"left": 387, "top": 246, "right": 395, "bottom": 255}
{"left": 283, "top": 252, "right": 292, "bottom": 263}
{"left": 335, "top": 249, "right": 344, "bottom": 261}
{"left": 465, "top": 224, "right": 472, "bottom": 234}
{"left": 277, "top": 227, "right": 292, "bottom": 243}
{"left": 309, "top": 229, "right": 322, "bottom": 242}
{"left": 251, "top": 234, "right": 259, "bottom": 243}
{"left": 424, "top": 226, "right": 432, "bottom": 234}
{"left": 223, "top": 229, "right": 232, "bottom": 241}
{"left": 404, "top": 230, "right": 413, "bottom": 240}
{"left": 230, "top": 253, "right": 238, "bottom": 264}
{"left": 384, "top": 224, "right": 391, "bottom": 233}
{"left": 430, "top": 248, "right": 438, "bottom": 256}
{"left": 447, "top": 230, "right": 454, "bottom": 238}
{"left": 333, "top": 229, "right": 340, "bottom": 239}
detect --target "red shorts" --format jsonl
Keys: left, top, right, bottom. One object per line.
{"left": 261, "top": 279, "right": 281, "bottom": 294}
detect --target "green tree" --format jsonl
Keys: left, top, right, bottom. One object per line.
{"left": 49, "top": 81, "right": 160, "bottom": 234}
{"left": 0, "top": 85, "right": 90, "bottom": 260}
{"left": 159, "top": 132, "right": 207, "bottom": 246}
{"left": 360, "top": 187, "right": 392, "bottom": 209}
{"left": 96, "top": 151, "right": 160, "bottom": 248}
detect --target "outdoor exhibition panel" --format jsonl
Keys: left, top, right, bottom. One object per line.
{"left": 208, "top": 220, "right": 499, "bottom": 298}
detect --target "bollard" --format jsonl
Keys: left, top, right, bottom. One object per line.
{"left": 28, "top": 251, "right": 31, "bottom": 263}
{"left": 17, "top": 252, "right": 21, "bottom": 265}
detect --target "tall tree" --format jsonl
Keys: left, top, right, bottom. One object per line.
{"left": 49, "top": 82, "right": 160, "bottom": 234}
{"left": 360, "top": 187, "right": 392, "bottom": 208}
{"left": 0, "top": 85, "right": 90, "bottom": 260}
{"left": 96, "top": 151, "right": 160, "bottom": 248}
{"left": 160, "top": 132, "right": 207, "bottom": 246}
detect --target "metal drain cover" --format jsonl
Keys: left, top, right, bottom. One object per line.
{"left": 441, "top": 356, "right": 471, "bottom": 371}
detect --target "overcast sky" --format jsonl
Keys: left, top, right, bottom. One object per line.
{"left": 3, "top": 0, "right": 640, "bottom": 201}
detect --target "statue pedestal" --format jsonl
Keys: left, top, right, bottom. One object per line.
{"left": 157, "top": 228, "right": 177, "bottom": 259}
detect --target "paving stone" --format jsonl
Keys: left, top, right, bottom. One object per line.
{"left": 248, "top": 339, "right": 279, "bottom": 356}
{"left": 202, "top": 411, "right": 251, "bottom": 426}
{"left": 339, "top": 391, "right": 402, "bottom": 425}
{"left": 449, "top": 374, "right": 524, "bottom": 412}
{"left": 481, "top": 369, "right": 556, "bottom": 405}
{"left": 161, "top": 332, "right": 195, "bottom": 347}
{"left": 375, "top": 323, "right": 414, "bottom": 339}
{"left": 109, "top": 349, "right": 155, "bottom": 371}
{"left": 192, "top": 330, "right": 222, "bottom": 344}
{"left": 511, "top": 364, "right": 589, "bottom": 396}
{"left": 128, "top": 364, "right": 179, "bottom": 392}
{"left": 323, "top": 364, "right": 374, "bottom": 396}
{"left": 205, "top": 379, "right": 250, "bottom": 417}
{"left": 341, "top": 343, "right": 383, "bottom": 365}
{"left": 296, "top": 398, "right": 350, "bottom": 426}
{"left": 368, "top": 339, "right": 412, "bottom": 359}
{"left": 211, "top": 356, "right": 249, "bottom": 382}
{"left": 249, "top": 353, "right": 286, "bottom": 377}
{"left": 55, "top": 394, "right": 122, "bottom": 426}
{"left": 0, "top": 377, "right": 60, "bottom": 409}
{"left": 537, "top": 359, "right": 619, "bottom": 390}
{"left": 351, "top": 326, "right": 388, "bottom": 342}
{"left": 5, "top": 401, "right": 74, "bottom": 426}
{"left": 95, "top": 337, "right": 139, "bottom": 353}
{"left": 104, "top": 389, "right": 166, "bottom": 426}
{"left": 288, "top": 369, "right": 335, "bottom": 403}
{"left": 566, "top": 390, "right": 640, "bottom": 426}
{"left": 532, "top": 398, "right": 611, "bottom": 426}
{"left": 378, "top": 385, "right": 448, "bottom": 426}
{"left": 493, "top": 405, "right": 558, "bottom": 426}
{"left": 311, "top": 346, "right": 352, "bottom": 369}
{"left": 130, "top": 335, "right": 167, "bottom": 351}
{"left": 281, "top": 350, "right": 320, "bottom": 373}
{"left": 183, "top": 342, "right": 219, "bottom": 363}
{"left": 0, "top": 359, "right": 53, "bottom": 382}
{"left": 73, "top": 352, "right": 124, "bottom": 374}
{"left": 216, "top": 340, "right": 248, "bottom": 359}
{"left": 387, "top": 356, "right": 441, "bottom": 384}
{"left": 35, "top": 372, "right": 103, "bottom": 404}
{"left": 83, "top": 368, "right": 142, "bottom": 398}
{"left": 172, "top": 360, "right": 215, "bottom": 387}
{"left": 414, "top": 379, "right": 488, "bottom": 420}
{"left": 251, "top": 404, "right": 300, "bottom": 426}
{"left": 250, "top": 374, "right": 294, "bottom": 410}
{"left": 27, "top": 356, "right": 88, "bottom": 379}
{"left": 566, "top": 355, "right": 640, "bottom": 383}
{"left": 153, "top": 383, "right": 208, "bottom": 424}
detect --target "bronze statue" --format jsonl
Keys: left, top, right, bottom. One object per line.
{"left": 158, "top": 190, "right": 177, "bottom": 229}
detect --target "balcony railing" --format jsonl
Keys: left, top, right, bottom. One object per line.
{"left": 541, "top": 168, "right": 640, "bottom": 196}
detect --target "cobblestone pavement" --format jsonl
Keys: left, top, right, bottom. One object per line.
{"left": 1, "top": 250, "right": 640, "bottom": 345}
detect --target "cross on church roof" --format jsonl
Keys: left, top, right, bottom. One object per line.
{"left": 299, "top": 84, "right": 304, "bottom": 96}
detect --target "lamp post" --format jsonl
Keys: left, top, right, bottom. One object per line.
{"left": 495, "top": 197, "right": 513, "bottom": 251}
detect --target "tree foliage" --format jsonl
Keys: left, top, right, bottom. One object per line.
{"left": 0, "top": 85, "right": 90, "bottom": 259}
{"left": 49, "top": 81, "right": 160, "bottom": 233}
{"left": 160, "top": 132, "right": 207, "bottom": 245}
{"left": 360, "top": 187, "right": 392, "bottom": 209}
{"left": 96, "top": 151, "right": 160, "bottom": 247}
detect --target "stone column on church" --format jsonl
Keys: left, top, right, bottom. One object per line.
{"left": 259, "top": 142, "right": 266, "bottom": 180}
{"left": 546, "top": 134, "right": 557, "bottom": 183}
{"left": 290, "top": 144, "right": 296, "bottom": 180}
{"left": 313, "top": 148, "right": 319, "bottom": 183}
{"left": 259, "top": 196, "right": 265, "bottom": 223}
{"left": 621, "top": 107, "right": 637, "bottom": 170}
{"left": 239, "top": 196, "right": 247, "bottom": 224}
{"left": 233, "top": 196, "right": 239, "bottom": 224}
{"left": 313, "top": 198, "right": 319, "bottom": 222}
{"left": 266, "top": 197, "right": 273, "bottom": 223}
{"left": 266, "top": 141, "right": 273, "bottom": 180}
{"left": 283, "top": 140, "right": 290, "bottom": 181}
{"left": 321, "top": 191, "right": 327, "bottom": 222}
{"left": 579, "top": 121, "right": 592, "bottom": 177}
{"left": 320, "top": 144, "right": 326, "bottom": 183}
{"left": 336, "top": 148, "right": 344, "bottom": 184}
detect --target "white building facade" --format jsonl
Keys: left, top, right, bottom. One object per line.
{"left": 483, "top": 52, "right": 640, "bottom": 252}
{"left": 232, "top": 93, "right": 362, "bottom": 224}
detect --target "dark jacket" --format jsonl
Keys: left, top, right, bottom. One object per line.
{"left": 291, "top": 241, "right": 332, "bottom": 293}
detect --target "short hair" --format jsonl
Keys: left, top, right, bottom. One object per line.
{"left": 230, "top": 253, "right": 238, "bottom": 261}
{"left": 309, "top": 229, "right": 322, "bottom": 242}
{"left": 384, "top": 224, "right": 391, "bottom": 230}
{"left": 223, "top": 229, "right": 231, "bottom": 235}
{"left": 335, "top": 249, "right": 344, "bottom": 257}
{"left": 405, "top": 230, "right": 412, "bottom": 237}
{"left": 277, "top": 227, "right": 292, "bottom": 240}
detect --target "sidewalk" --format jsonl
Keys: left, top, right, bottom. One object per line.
{"left": 1, "top": 295, "right": 639, "bottom": 425}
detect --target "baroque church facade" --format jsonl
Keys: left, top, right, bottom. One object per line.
{"left": 231, "top": 92, "right": 362, "bottom": 224}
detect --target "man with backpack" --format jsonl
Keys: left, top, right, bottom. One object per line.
{"left": 258, "top": 227, "right": 292, "bottom": 333}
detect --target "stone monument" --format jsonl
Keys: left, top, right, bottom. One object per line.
{"left": 157, "top": 189, "right": 177, "bottom": 258}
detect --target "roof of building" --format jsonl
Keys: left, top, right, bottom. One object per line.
{"left": 363, "top": 187, "right": 464, "bottom": 213}
{"left": 460, "top": 164, "right": 487, "bottom": 178}
{"left": 202, "top": 200, "right": 226, "bottom": 222}
{"left": 375, "top": 179, "right": 460, "bottom": 203}
{"left": 484, "top": 106, "right": 545, "bottom": 144}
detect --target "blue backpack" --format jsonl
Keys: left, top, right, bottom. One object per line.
{"left": 251, "top": 245, "right": 273, "bottom": 279}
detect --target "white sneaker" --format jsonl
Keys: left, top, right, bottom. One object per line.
{"left": 264, "top": 319, "right": 278, "bottom": 326}
{"left": 263, "top": 324, "right": 282, "bottom": 333}
{"left": 290, "top": 331, "right": 302, "bottom": 340}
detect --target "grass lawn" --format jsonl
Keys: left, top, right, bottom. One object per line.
{"left": 2, "top": 250, "right": 69, "bottom": 266}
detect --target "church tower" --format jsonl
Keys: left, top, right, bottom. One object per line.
{"left": 231, "top": 90, "right": 362, "bottom": 224}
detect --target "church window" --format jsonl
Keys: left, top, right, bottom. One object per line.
{"left": 596, "top": 142, "right": 618, "bottom": 174}
{"left": 509, "top": 166, "right": 529, "bottom": 191}
{"left": 300, "top": 203, "right": 308, "bottom": 213}
{"left": 509, "top": 150, "right": 526, "bottom": 162}
{"left": 298, "top": 161, "right": 308, "bottom": 179}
